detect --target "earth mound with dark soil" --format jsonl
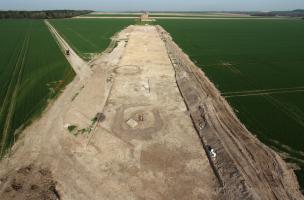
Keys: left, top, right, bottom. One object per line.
{"left": 0, "top": 164, "right": 59, "bottom": 200}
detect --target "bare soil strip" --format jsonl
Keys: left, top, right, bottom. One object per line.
{"left": 45, "top": 20, "right": 91, "bottom": 80}
{"left": 0, "top": 164, "right": 59, "bottom": 200}
{"left": 157, "top": 25, "right": 304, "bottom": 200}
{"left": 0, "top": 25, "right": 219, "bottom": 200}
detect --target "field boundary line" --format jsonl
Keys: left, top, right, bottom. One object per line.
{"left": 223, "top": 86, "right": 304, "bottom": 95}
{"left": 224, "top": 87, "right": 304, "bottom": 98}
{"left": 0, "top": 24, "right": 32, "bottom": 155}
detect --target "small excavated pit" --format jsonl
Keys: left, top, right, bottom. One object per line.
{"left": 112, "top": 105, "right": 163, "bottom": 141}
{"left": 124, "top": 109, "right": 156, "bottom": 129}
{"left": 114, "top": 65, "right": 141, "bottom": 75}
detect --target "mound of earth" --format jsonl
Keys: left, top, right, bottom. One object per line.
{"left": 0, "top": 164, "right": 59, "bottom": 200}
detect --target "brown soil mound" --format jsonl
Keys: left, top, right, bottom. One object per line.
{"left": 0, "top": 164, "right": 59, "bottom": 200}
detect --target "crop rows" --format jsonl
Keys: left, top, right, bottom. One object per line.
{"left": 0, "top": 20, "right": 75, "bottom": 156}
{"left": 0, "top": 22, "right": 31, "bottom": 155}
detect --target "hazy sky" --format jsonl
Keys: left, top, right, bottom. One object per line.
{"left": 1, "top": 0, "right": 304, "bottom": 11}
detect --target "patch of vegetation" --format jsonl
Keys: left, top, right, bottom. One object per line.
{"left": 67, "top": 113, "right": 105, "bottom": 136}
{"left": 50, "top": 19, "right": 134, "bottom": 60}
{"left": 0, "top": 19, "right": 75, "bottom": 157}
{"left": 0, "top": 10, "right": 92, "bottom": 19}
{"left": 67, "top": 125, "right": 77, "bottom": 132}
{"left": 242, "top": 9, "right": 304, "bottom": 17}
{"left": 159, "top": 18, "right": 304, "bottom": 189}
{"left": 67, "top": 124, "right": 93, "bottom": 136}
{"left": 91, "top": 116, "right": 98, "bottom": 124}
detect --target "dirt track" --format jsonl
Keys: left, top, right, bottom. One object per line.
{"left": 45, "top": 20, "right": 92, "bottom": 80}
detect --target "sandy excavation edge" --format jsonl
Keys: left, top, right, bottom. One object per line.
{"left": 0, "top": 23, "right": 303, "bottom": 200}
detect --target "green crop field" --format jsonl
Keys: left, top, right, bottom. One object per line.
{"left": 0, "top": 19, "right": 75, "bottom": 156}
{"left": 85, "top": 14, "right": 258, "bottom": 18}
{"left": 158, "top": 19, "right": 304, "bottom": 189}
{"left": 50, "top": 19, "right": 134, "bottom": 60}
{"left": 84, "top": 12, "right": 263, "bottom": 18}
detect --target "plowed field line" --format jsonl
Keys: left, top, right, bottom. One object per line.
{"left": 0, "top": 25, "right": 32, "bottom": 155}
{"left": 0, "top": 36, "right": 29, "bottom": 128}
{"left": 223, "top": 86, "right": 304, "bottom": 98}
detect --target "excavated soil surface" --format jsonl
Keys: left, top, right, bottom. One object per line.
{"left": 0, "top": 23, "right": 302, "bottom": 200}
{"left": 0, "top": 165, "right": 59, "bottom": 200}
{"left": 0, "top": 25, "right": 218, "bottom": 200}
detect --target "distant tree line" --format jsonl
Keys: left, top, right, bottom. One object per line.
{"left": 0, "top": 10, "right": 92, "bottom": 19}
{"left": 236, "top": 9, "right": 304, "bottom": 17}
